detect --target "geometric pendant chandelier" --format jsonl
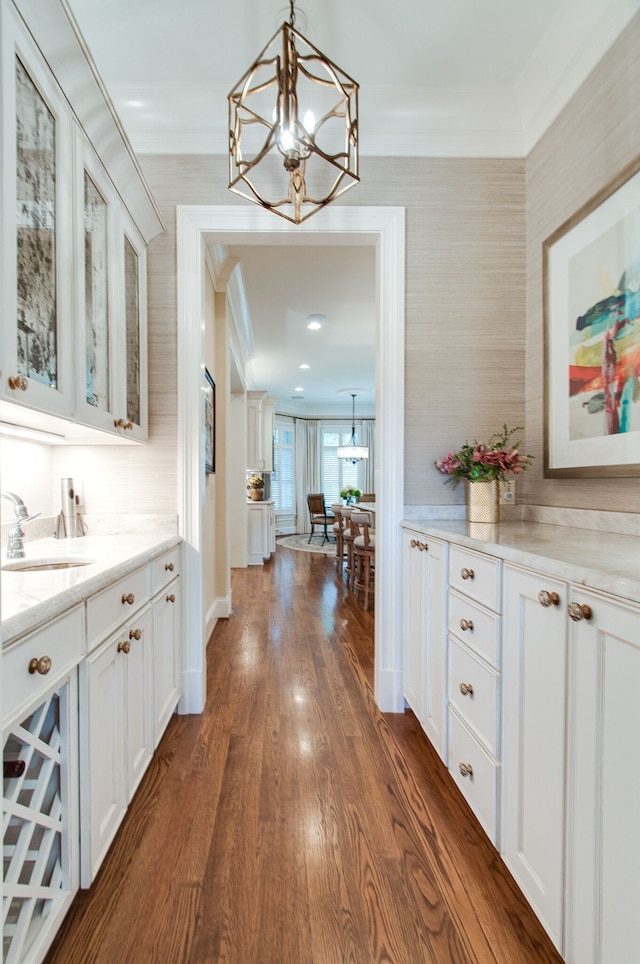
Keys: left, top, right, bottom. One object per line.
{"left": 228, "top": 0, "right": 359, "bottom": 224}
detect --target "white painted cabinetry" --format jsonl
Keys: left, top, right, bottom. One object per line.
{"left": 401, "top": 521, "right": 640, "bottom": 963}
{"left": 2, "top": 608, "right": 83, "bottom": 964}
{"left": 446, "top": 545, "right": 501, "bottom": 845}
{"left": 0, "top": 0, "right": 161, "bottom": 442}
{"left": 247, "top": 392, "right": 275, "bottom": 471}
{"left": 565, "top": 589, "right": 640, "bottom": 964}
{"left": 401, "top": 529, "right": 447, "bottom": 760}
{"left": 151, "top": 547, "right": 181, "bottom": 743}
{"left": 81, "top": 574, "right": 154, "bottom": 885}
{"left": 502, "top": 565, "right": 567, "bottom": 952}
{"left": 247, "top": 500, "right": 275, "bottom": 565}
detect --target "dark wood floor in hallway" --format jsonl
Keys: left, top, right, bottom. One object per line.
{"left": 46, "top": 544, "right": 562, "bottom": 964}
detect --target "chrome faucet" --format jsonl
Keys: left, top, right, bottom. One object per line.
{"left": 2, "top": 492, "right": 41, "bottom": 559}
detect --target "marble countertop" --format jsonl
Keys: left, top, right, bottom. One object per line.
{"left": 1, "top": 532, "right": 181, "bottom": 647}
{"left": 401, "top": 518, "right": 640, "bottom": 605}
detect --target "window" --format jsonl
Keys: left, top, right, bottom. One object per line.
{"left": 321, "top": 427, "right": 360, "bottom": 504}
{"left": 273, "top": 424, "right": 294, "bottom": 512}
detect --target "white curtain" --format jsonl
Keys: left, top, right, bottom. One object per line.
{"left": 295, "top": 418, "right": 319, "bottom": 533}
{"left": 360, "top": 419, "right": 376, "bottom": 494}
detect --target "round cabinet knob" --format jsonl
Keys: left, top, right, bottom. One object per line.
{"left": 165, "top": 562, "right": 174, "bottom": 572}
{"left": 121, "top": 593, "right": 135, "bottom": 605}
{"left": 461, "top": 567, "right": 474, "bottom": 580}
{"left": 410, "top": 539, "right": 419, "bottom": 549}
{"left": 459, "top": 682, "right": 474, "bottom": 697}
{"left": 419, "top": 541, "right": 429, "bottom": 551}
{"left": 8, "top": 375, "right": 28, "bottom": 392}
{"left": 129, "top": 628, "right": 142, "bottom": 641}
{"left": 459, "top": 762, "right": 473, "bottom": 778}
{"left": 459, "top": 618, "right": 474, "bottom": 632}
{"left": 538, "top": 590, "right": 560, "bottom": 608}
{"left": 568, "top": 602, "right": 593, "bottom": 622}
{"left": 117, "top": 640, "right": 131, "bottom": 654}
{"left": 28, "top": 655, "right": 52, "bottom": 676}
{"left": 166, "top": 594, "right": 176, "bottom": 603}
{"left": 114, "top": 418, "right": 127, "bottom": 429}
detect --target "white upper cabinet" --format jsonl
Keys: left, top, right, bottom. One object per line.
{"left": 0, "top": 0, "right": 162, "bottom": 442}
{"left": 1, "top": 8, "right": 74, "bottom": 419}
{"left": 74, "top": 135, "right": 148, "bottom": 441}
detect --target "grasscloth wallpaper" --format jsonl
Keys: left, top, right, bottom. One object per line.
{"left": 140, "top": 154, "right": 526, "bottom": 509}
{"left": 133, "top": 10, "right": 639, "bottom": 516}
{"left": 525, "top": 11, "right": 640, "bottom": 513}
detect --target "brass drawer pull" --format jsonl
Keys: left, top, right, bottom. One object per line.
{"left": 410, "top": 539, "right": 419, "bottom": 548}
{"left": 459, "top": 682, "right": 474, "bottom": 697}
{"left": 114, "top": 418, "right": 134, "bottom": 430}
{"left": 8, "top": 375, "right": 28, "bottom": 391}
{"left": 461, "top": 567, "right": 474, "bottom": 580}
{"left": 459, "top": 762, "right": 473, "bottom": 778}
{"left": 166, "top": 593, "right": 176, "bottom": 603}
{"left": 129, "top": 628, "right": 142, "bottom": 641}
{"left": 165, "top": 562, "right": 175, "bottom": 572}
{"left": 117, "top": 640, "right": 130, "bottom": 654}
{"left": 568, "top": 602, "right": 593, "bottom": 622}
{"left": 459, "top": 618, "right": 474, "bottom": 632}
{"left": 419, "top": 541, "right": 428, "bottom": 551}
{"left": 28, "top": 655, "right": 51, "bottom": 676}
{"left": 122, "top": 593, "right": 135, "bottom": 605}
{"left": 538, "top": 590, "right": 560, "bottom": 608}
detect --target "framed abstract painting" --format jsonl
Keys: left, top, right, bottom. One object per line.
{"left": 544, "top": 157, "right": 640, "bottom": 477}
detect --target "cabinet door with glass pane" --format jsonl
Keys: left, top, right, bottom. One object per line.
{"left": 75, "top": 134, "right": 148, "bottom": 441}
{"left": 1, "top": 10, "right": 74, "bottom": 419}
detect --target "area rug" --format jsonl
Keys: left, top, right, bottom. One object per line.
{"left": 277, "top": 534, "right": 336, "bottom": 556}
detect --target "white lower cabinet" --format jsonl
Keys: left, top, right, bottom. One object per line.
{"left": 502, "top": 565, "right": 567, "bottom": 952}
{"left": 80, "top": 605, "right": 153, "bottom": 886}
{"left": 565, "top": 589, "right": 640, "bottom": 964}
{"left": 247, "top": 500, "right": 275, "bottom": 565}
{"left": 152, "top": 577, "right": 181, "bottom": 745}
{"left": 401, "top": 530, "right": 447, "bottom": 760}
{"left": 2, "top": 607, "right": 83, "bottom": 964}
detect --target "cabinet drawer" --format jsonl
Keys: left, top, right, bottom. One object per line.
{"left": 3, "top": 605, "right": 84, "bottom": 722}
{"left": 151, "top": 545, "right": 181, "bottom": 594}
{"left": 448, "top": 707, "right": 498, "bottom": 844}
{"left": 86, "top": 565, "right": 150, "bottom": 651}
{"left": 449, "top": 546, "right": 500, "bottom": 611}
{"left": 448, "top": 638, "right": 499, "bottom": 756}
{"left": 448, "top": 590, "right": 500, "bottom": 668}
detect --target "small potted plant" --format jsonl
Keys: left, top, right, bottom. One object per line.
{"left": 247, "top": 475, "right": 265, "bottom": 501}
{"left": 340, "top": 485, "right": 362, "bottom": 505}
{"left": 435, "top": 424, "right": 533, "bottom": 523}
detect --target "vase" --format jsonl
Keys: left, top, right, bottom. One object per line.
{"left": 466, "top": 480, "right": 499, "bottom": 524}
{"left": 249, "top": 488, "right": 263, "bottom": 501}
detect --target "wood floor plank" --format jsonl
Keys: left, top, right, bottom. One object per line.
{"left": 45, "top": 545, "right": 562, "bottom": 964}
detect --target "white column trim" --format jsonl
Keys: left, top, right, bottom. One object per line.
{"left": 177, "top": 205, "right": 405, "bottom": 714}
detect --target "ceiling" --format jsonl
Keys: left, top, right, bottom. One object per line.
{"left": 64, "top": 0, "right": 637, "bottom": 413}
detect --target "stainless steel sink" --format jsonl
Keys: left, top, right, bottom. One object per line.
{"left": 2, "top": 557, "right": 94, "bottom": 572}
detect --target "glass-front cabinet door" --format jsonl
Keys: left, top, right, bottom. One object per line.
{"left": 123, "top": 223, "right": 148, "bottom": 440}
{"left": 1, "top": 13, "right": 74, "bottom": 418}
{"left": 74, "top": 135, "right": 148, "bottom": 441}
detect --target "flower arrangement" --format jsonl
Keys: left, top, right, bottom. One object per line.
{"left": 340, "top": 485, "right": 362, "bottom": 503}
{"left": 247, "top": 475, "right": 264, "bottom": 490}
{"left": 435, "top": 424, "right": 533, "bottom": 489}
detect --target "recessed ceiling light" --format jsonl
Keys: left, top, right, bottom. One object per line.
{"left": 299, "top": 363, "right": 310, "bottom": 369}
{"left": 306, "top": 313, "right": 325, "bottom": 330}
{"left": 294, "top": 386, "right": 304, "bottom": 392}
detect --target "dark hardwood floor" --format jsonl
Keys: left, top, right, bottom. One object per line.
{"left": 46, "top": 543, "right": 562, "bottom": 963}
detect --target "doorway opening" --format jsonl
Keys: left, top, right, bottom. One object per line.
{"left": 177, "top": 205, "right": 405, "bottom": 716}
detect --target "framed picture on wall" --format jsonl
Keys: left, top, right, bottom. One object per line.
{"left": 204, "top": 368, "right": 215, "bottom": 474}
{"left": 544, "top": 156, "right": 640, "bottom": 477}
